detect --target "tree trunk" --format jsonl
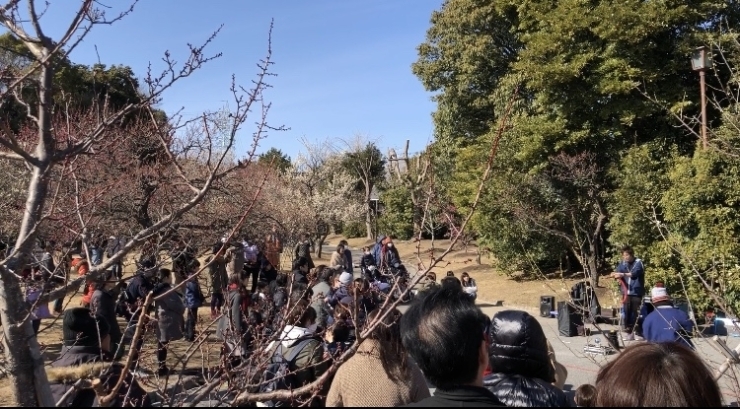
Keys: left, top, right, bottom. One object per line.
{"left": 0, "top": 271, "right": 54, "bottom": 406}
{"left": 365, "top": 184, "right": 373, "bottom": 240}
{"left": 1, "top": 64, "right": 56, "bottom": 406}
{"left": 316, "top": 234, "right": 328, "bottom": 259}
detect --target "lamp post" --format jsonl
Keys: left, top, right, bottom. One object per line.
{"left": 691, "top": 46, "right": 711, "bottom": 149}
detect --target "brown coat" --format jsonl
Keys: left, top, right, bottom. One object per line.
{"left": 326, "top": 340, "right": 430, "bottom": 407}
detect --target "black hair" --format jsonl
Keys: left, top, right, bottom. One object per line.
{"left": 332, "top": 321, "right": 351, "bottom": 343}
{"left": 620, "top": 245, "right": 634, "bottom": 256}
{"left": 400, "top": 285, "right": 488, "bottom": 389}
{"left": 275, "top": 272, "right": 288, "bottom": 287}
{"left": 293, "top": 257, "right": 309, "bottom": 270}
{"left": 441, "top": 276, "right": 462, "bottom": 290}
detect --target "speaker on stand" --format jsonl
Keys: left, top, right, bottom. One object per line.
{"left": 540, "top": 296, "right": 555, "bottom": 318}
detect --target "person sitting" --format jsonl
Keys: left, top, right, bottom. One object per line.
{"left": 359, "top": 246, "right": 376, "bottom": 279}
{"left": 574, "top": 384, "right": 596, "bottom": 407}
{"left": 441, "top": 276, "right": 463, "bottom": 290}
{"left": 401, "top": 286, "right": 504, "bottom": 407}
{"left": 461, "top": 272, "right": 478, "bottom": 300}
{"left": 642, "top": 286, "right": 694, "bottom": 349}
{"left": 326, "top": 272, "right": 353, "bottom": 309}
{"left": 594, "top": 342, "right": 721, "bottom": 406}
{"left": 326, "top": 309, "right": 429, "bottom": 407}
{"left": 49, "top": 308, "right": 150, "bottom": 407}
{"left": 418, "top": 272, "right": 439, "bottom": 295}
{"left": 484, "top": 310, "right": 569, "bottom": 407}
{"left": 292, "top": 257, "right": 311, "bottom": 285}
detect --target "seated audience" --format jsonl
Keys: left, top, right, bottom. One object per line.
{"left": 642, "top": 286, "right": 694, "bottom": 349}
{"left": 401, "top": 286, "right": 504, "bottom": 407}
{"left": 484, "top": 310, "right": 569, "bottom": 407}
{"left": 49, "top": 308, "right": 150, "bottom": 407}
{"left": 327, "top": 309, "right": 429, "bottom": 407}
{"left": 594, "top": 342, "right": 722, "bottom": 406}
{"left": 574, "top": 384, "right": 595, "bottom": 407}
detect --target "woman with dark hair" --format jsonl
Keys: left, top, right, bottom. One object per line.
{"left": 326, "top": 309, "right": 430, "bottom": 407}
{"left": 461, "top": 272, "right": 478, "bottom": 300}
{"left": 595, "top": 342, "right": 722, "bottom": 407}
{"left": 484, "top": 310, "right": 569, "bottom": 407}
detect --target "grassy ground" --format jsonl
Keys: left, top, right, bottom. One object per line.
{"left": 0, "top": 236, "right": 619, "bottom": 404}
{"left": 329, "top": 234, "right": 622, "bottom": 311}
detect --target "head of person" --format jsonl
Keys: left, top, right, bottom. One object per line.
{"left": 354, "top": 278, "right": 370, "bottom": 295}
{"left": 335, "top": 244, "right": 344, "bottom": 254}
{"left": 158, "top": 268, "right": 172, "bottom": 285}
{"left": 62, "top": 308, "right": 111, "bottom": 351}
{"left": 461, "top": 272, "right": 471, "bottom": 283}
{"left": 446, "top": 271, "right": 455, "bottom": 277}
{"left": 301, "top": 233, "right": 309, "bottom": 242}
{"left": 367, "top": 308, "right": 408, "bottom": 382}
{"left": 426, "top": 272, "right": 437, "bottom": 282}
{"left": 574, "top": 384, "right": 596, "bottom": 407}
{"left": 317, "top": 266, "right": 333, "bottom": 285}
{"left": 288, "top": 299, "right": 317, "bottom": 330}
{"left": 441, "top": 276, "right": 463, "bottom": 290}
{"left": 595, "top": 342, "right": 722, "bottom": 407}
{"left": 363, "top": 246, "right": 371, "bottom": 255}
{"left": 339, "top": 272, "right": 353, "bottom": 288}
{"left": 275, "top": 272, "right": 288, "bottom": 288}
{"left": 400, "top": 286, "right": 490, "bottom": 389}
{"left": 228, "top": 273, "right": 241, "bottom": 287}
{"left": 293, "top": 257, "right": 309, "bottom": 273}
{"left": 488, "top": 310, "right": 554, "bottom": 382}
{"left": 651, "top": 286, "right": 671, "bottom": 306}
{"left": 621, "top": 245, "right": 635, "bottom": 263}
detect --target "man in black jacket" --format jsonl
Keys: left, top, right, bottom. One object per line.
{"left": 401, "top": 286, "right": 504, "bottom": 407}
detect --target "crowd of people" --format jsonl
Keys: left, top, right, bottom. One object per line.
{"left": 0, "top": 234, "right": 729, "bottom": 407}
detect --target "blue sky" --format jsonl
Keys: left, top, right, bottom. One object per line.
{"left": 35, "top": 0, "right": 442, "bottom": 160}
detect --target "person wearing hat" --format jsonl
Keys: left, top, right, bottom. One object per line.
{"left": 327, "top": 272, "right": 354, "bottom": 309}
{"left": 642, "top": 286, "right": 694, "bottom": 349}
{"left": 48, "top": 308, "right": 150, "bottom": 406}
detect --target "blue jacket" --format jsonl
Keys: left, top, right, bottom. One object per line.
{"left": 616, "top": 258, "right": 645, "bottom": 297}
{"left": 185, "top": 280, "right": 205, "bottom": 308}
{"left": 643, "top": 305, "right": 694, "bottom": 349}
{"left": 372, "top": 236, "right": 385, "bottom": 268}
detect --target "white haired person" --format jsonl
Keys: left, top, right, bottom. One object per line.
{"left": 642, "top": 286, "right": 694, "bottom": 349}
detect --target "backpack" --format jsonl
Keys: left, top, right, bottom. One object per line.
{"left": 259, "top": 338, "right": 317, "bottom": 407}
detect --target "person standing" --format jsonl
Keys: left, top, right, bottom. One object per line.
{"left": 265, "top": 226, "right": 283, "bottom": 271}
{"left": 207, "top": 243, "right": 228, "bottom": 319}
{"left": 106, "top": 235, "right": 123, "bottom": 279}
{"left": 243, "top": 236, "right": 260, "bottom": 293}
{"left": 339, "top": 239, "right": 354, "bottom": 274}
{"left": 293, "top": 234, "right": 315, "bottom": 270}
{"left": 184, "top": 275, "right": 206, "bottom": 342}
{"left": 611, "top": 245, "right": 645, "bottom": 341}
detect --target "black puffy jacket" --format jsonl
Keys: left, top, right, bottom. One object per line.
{"left": 484, "top": 310, "right": 570, "bottom": 407}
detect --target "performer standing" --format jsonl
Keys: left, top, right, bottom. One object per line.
{"left": 611, "top": 245, "right": 645, "bottom": 341}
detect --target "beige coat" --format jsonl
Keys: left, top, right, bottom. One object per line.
{"left": 326, "top": 340, "right": 430, "bottom": 407}
{"left": 329, "top": 251, "right": 344, "bottom": 269}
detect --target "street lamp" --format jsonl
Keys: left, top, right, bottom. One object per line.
{"left": 691, "top": 46, "right": 711, "bottom": 149}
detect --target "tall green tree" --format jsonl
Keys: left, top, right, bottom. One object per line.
{"left": 415, "top": 0, "right": 740, "bottom": 279}
{"left": 259, "top": 147, "right": 291, "bottom": 173}
{"left": 340, "top": 140, "right": 386, "bottom": 239}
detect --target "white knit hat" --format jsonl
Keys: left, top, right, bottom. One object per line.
{"left": 339, "top": 272, "right": 353, "bottom": 286}
{"left": 651, "top": 287, "right": 669, "bottom": 302}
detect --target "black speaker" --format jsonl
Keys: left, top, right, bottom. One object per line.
{"left": 540, "top": 296, "right": 555, "bottom": 317}
{"left": 558, "top": 301, "right": 583, "bottom": 337}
